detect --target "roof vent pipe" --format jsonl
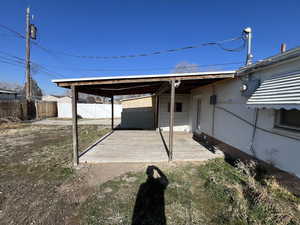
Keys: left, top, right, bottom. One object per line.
{"left": 281, "top": 43, "right": 286, "bottom": 53}
{"left": 243, "top": 27, "right": 253, "bottom": 65}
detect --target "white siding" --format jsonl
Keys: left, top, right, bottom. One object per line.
{"left": 190, "top": 58, "right": 300, "bottom": 177}
{"left": 158, "top": 94, "right": 191, "bottom": 132}
{"left": 57, "top": 103, "right": 122, "bottom": 119}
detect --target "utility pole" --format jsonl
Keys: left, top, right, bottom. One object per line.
{"left": 25, "top": 7, "right": 31, "bottom": 100}
{"left": 25, "top": 7, "right": 37, "bottom": 100}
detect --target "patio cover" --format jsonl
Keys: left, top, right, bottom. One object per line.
{"left": 52, "top": 70, "right": 236, "bottom": 166}
{"left": 246, "top": 71, "right": 300, "bottom": 110}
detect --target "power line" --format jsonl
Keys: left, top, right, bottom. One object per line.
{"left": 0, "top": 24, "right": 25, "bottom": 39}
{"left": 40, "top": 62, "right": 244, "bottom": 72}
{"left": 0, "top": 52, "right": 67, "bottom": 79}
{"left": 0, "top": 23, "right": 246, "bottom": 60}
{"left": 0, "top": 50, "right": 244, "bottom": 72}
{"left": 32, "top": 36, "right": 246, "bottom": 59}
{"left": 0, "top": 51, "right": 244, "bottom": 80}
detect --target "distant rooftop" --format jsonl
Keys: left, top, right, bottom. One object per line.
{"left": 0, "top": 89, "right": 17, "bottom": 94}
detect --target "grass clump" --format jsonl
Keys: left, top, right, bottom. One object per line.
{"left": 79, "top": 159, "right": 300, "bottom": 225}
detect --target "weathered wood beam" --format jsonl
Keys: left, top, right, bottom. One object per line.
{"left": 169, "top": 80, "right": 175, "bottom": 161}
{"left": 56, "top": 74, "right": 234, "bottom": 87}
{"left": 77, "top": 86, "right": 160, "bottom": 96}
{"left": 71, "top": 85, "right": 79, "bottom": 166}
{"left": 155, "top": 82, "right": 170, "bottom": 96}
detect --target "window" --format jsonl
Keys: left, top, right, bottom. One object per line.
{"left": 168, "top": 102, "right": 182, "bottom": 112}
{"left": 275, "top": 109, "right": 300, "bottom": 131}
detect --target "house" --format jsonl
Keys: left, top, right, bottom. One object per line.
{"left": 0, "top": 89, "right": 18, "bottom": 100}
{"left": 193, "top": 46, "right": 300, "bottom": 177}
{"left": 52, "top": 46, "right": 300, "bottom": 177}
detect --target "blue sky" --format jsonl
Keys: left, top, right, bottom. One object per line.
{"left": 0, "top": 0, "right": 300, "bottom": 95}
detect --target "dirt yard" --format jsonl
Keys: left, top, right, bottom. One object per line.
{"left": 0, "top": 123, "right": 112, "bottom": 224}
{"left": 1, "top": 122, "right": 300, "bottom": 225}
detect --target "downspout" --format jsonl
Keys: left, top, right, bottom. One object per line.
{"left": 249, "top": 108, "right": 259, "bottom": 157}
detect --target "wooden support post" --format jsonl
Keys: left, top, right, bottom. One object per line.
{"left": 155, "top": 95, "right": 159, "bottom": 129}
{"left": 169, "top": 79, "right": 175, "bottom": 161}
{"left": 71, "top": 85, "right": 79, "bottom": 166}
{"left": 111, "top": 96, "right": 114, "bottom": 130}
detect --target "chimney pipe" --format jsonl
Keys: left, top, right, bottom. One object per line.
{"left": 281, "top": 43, "right": 286, "bottom": 53}
{"left": 243, "top": 27, "right": 253, "bottom": 65}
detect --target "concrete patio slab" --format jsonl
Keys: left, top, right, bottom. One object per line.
{"left": 159, "top": 132, "right": 221, "bottom": 161}
{"left": 79, "top": 130, "right": 221, "bottom": 163}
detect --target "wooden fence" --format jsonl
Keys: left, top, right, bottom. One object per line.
{"left": 0, "top": 100, "right": 57, "bottom": 120}
{"left": 35, "top": 101, "right": 57, "bottom": 119}
{"left": 0, "top": 100, "right": 28, "bottom": 120}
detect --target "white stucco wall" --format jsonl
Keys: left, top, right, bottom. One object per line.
{"left": 190, "top": 58, "right": 300, "bottom": 177}
{"left": 158, "top": 94, "right": 191, "bottom": 132}
{"left": 57, "top": 103, "right": 122, "bottom": 119}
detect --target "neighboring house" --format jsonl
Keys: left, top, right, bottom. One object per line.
{"left": 120, "top": 95, "right": 155, "bottom": 129}
{"left": 0, "top": 89, "right": 18, "bottom": 100}
{"left": 52, "top": 46, "right": 300, "bottom": 177}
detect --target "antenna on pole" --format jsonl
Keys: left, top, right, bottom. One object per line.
{"left": 243, "top": 27, "right": 253, "bottom": 65}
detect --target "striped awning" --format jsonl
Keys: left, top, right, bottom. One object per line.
{"left": 246, "top": 72, "right": 300, "bottom": 110}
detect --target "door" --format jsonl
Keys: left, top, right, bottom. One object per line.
{"left": 196, "top": 98, "right": 201, "bottom": 131}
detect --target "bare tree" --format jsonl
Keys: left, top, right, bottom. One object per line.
{"left": 21, "top": 78, "right": 43, "bottom": 98}
{"left": 172, "top": 61, "right": 199, "bottom": 73}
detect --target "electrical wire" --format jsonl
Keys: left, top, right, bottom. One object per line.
{"left": 36, "top": 62, "right": 244, "bottom": 72}
{"left": 0, "top": 50, "right": 244, "bottom": 78}
{"left": 0, "top": 23, "right": 246, "bottom": 60}
{"left": 215, "top": 106, "right": 300, "bottom": 142}
{"left": 0, "top": 52, "right": 67, "bottom": 79}
{"left": 31, "top": 36, "right": 246, "bottom": 60}
{"left": 0, "top": 24, "right": 25, "bottom": 39}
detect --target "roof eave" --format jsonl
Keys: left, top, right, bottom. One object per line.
{"left": 237, "top": 46, "right": 300, "bottom": 76}
{"left": 51, "top": 70, "right": 236, "bottom": 85}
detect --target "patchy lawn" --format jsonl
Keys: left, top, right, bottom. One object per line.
{"left": 0, "top": 123, "right": 300, "bottom": 225}
{"left": 80, "top": 159, "right": 300, "bottom": 225}
{"left": 0, "top": 123, "right": 109, "bottom": 225}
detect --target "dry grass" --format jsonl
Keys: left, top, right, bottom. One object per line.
{"left": 79, "top": 159, "right": 300, "bottom": 225}
{"left": 1, "top": 123, "right": 300, "bottom": 225}
{"left": 0, "top": 124, "right": 109, "bottom": 225}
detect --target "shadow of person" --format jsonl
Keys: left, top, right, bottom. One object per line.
{"left": 131, "top": 165, "right": 169, "bottom": 225}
